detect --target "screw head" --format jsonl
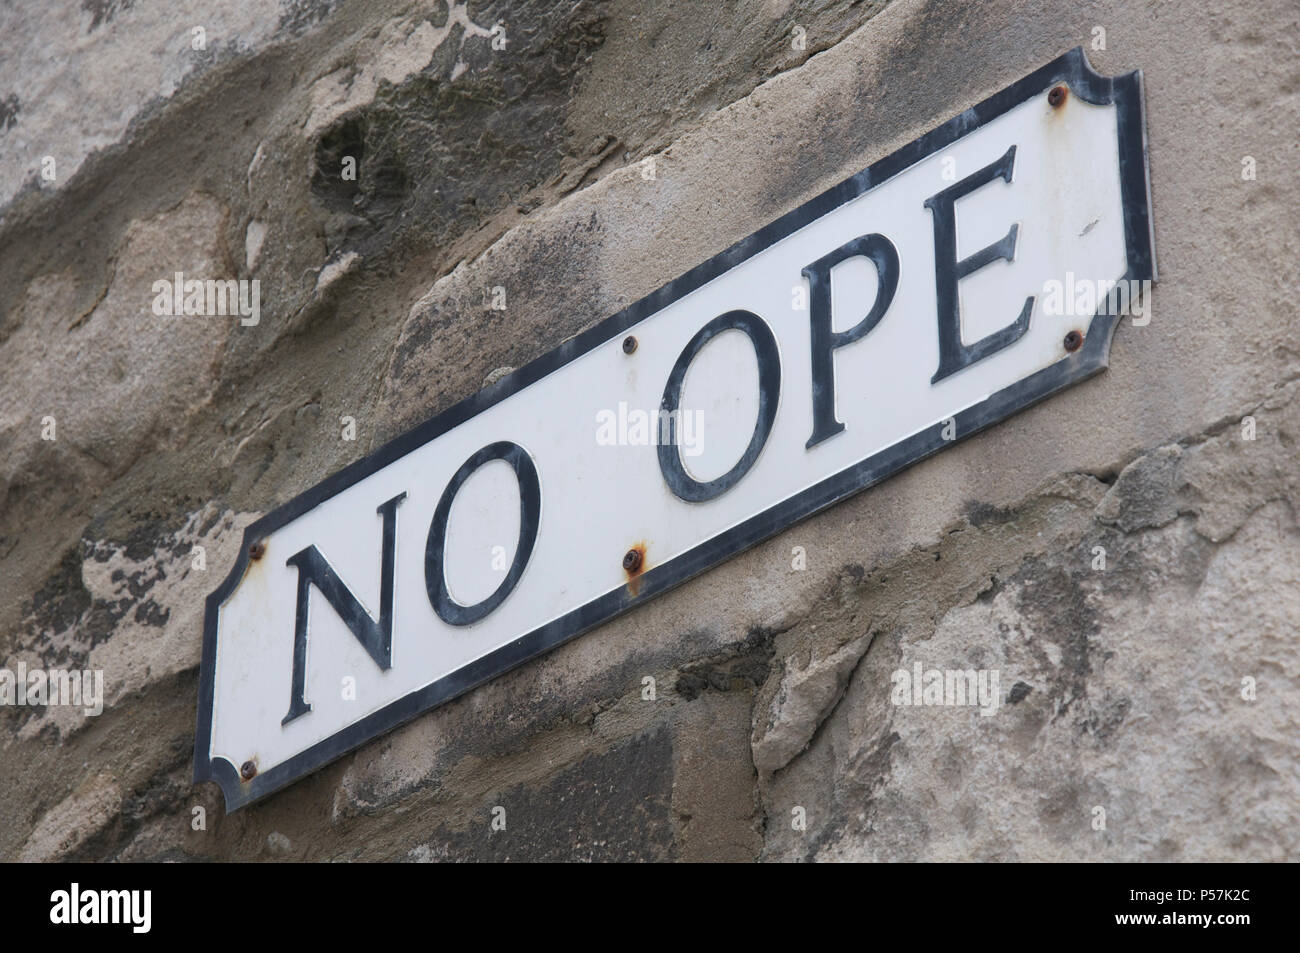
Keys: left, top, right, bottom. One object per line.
{"left": 1064, "top": 330, "right": 1084, "bottom": 352}
{"left": 240, "top": 760, "right": 257, "bottom": 781}
{"left": 1047, "top": 85, "right": 1067, "bottom": 108}
{"left": 622, "top": 335, "right": 638, "bottom": 354}
{"left": 622, "top": 548, "right": 643, "bottom": 573}
{"left": 248, "top": 541, "right": 266, "bottom": 561}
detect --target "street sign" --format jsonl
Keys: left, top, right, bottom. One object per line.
{"left": 196, "top": 47, "right": 1154, "bottom": 810}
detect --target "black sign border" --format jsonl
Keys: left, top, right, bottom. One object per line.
{"left": 196, "top": 47, "right": 1155, "bottom": 810}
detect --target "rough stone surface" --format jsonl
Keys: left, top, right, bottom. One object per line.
{"left": 764, "top": 383, "right": 1300, "bottom": 861}
{"left": 1, "top": 0, "right": 1297, "bottom": 862}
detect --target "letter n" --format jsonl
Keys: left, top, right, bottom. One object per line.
{"left": 282, "top": 493, "right": 405, "bottom": 725}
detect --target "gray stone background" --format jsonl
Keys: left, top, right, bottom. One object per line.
{"left": 0, "top": 0, "right": 1296, "bottom": 861}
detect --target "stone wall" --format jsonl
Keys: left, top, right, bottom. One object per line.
{"left": 1, "top": 0, "right": 1296, "bottom": 861}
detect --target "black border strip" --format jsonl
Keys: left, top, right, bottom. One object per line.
{"left": 195, "top": 47, "right": 1155, "bottom": 810}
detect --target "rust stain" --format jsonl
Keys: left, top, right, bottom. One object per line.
{"left": 623, "top": 541, "right": 647, "bottom": 597}
{"left": 240, "top": 538, "right": 273, "bottom": 590}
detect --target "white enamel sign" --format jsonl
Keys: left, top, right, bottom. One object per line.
{"left": 196, "top": 48, "right": 1154, "bottom": 809}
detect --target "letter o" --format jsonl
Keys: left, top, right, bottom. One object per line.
{"left": 425, "top": 441, "right": 540, "bottom": 626}
{"left": 657, "top": 309, "right": 780, "bottom": 502}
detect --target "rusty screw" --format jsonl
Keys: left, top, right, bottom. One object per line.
{"left": 1047, "top": 85, "right": 1067, "bottom": 108}
{"left": 622, "top": 335, "right": 638, "bottom": 354}
{"left": 240, "top": 760, "right": 257, "bottom": 781}
{"left": 1064, "top": 330, "right": 1084, "bottom": 352}
{"left": 248, "top": 540, "right": 266, "bottom": 561}
{"left": 622, "top": 548, "right": 643, "bottom": 573}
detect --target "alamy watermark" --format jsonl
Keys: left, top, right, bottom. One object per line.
{"left": 1041, "top": 273, "right": 1151, "bottom": 325}
{"left": 151, "top": 271, "right": 260, "bottom": 326}
{"left": 891, "top": 662, "right": 1000, "bottom": 716}
{"left": 0, "top": 662, "right": 104, "bottom": 716}
{"left": 50, "top": 884, "right": 150, "bottom": 933}
{"left": 596, "top": 401, "right": 704, "bottom": 456}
